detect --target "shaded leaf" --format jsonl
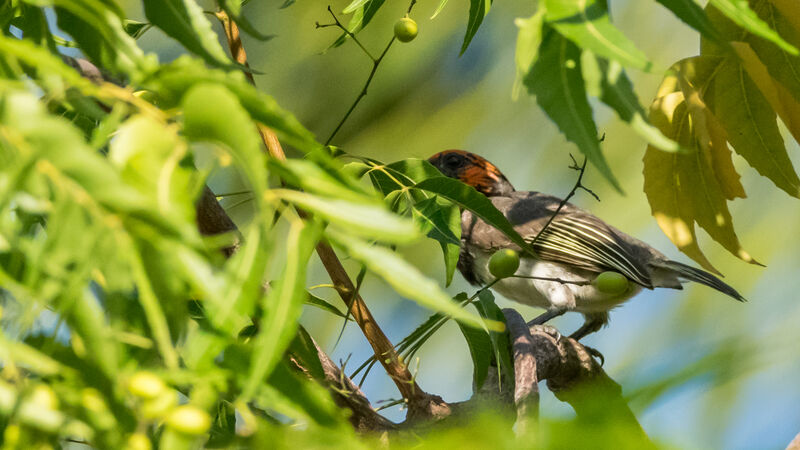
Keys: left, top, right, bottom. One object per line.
{"left": 644, "top": 58, "right": 758, "bottom": 270}
{"left": 524, "top": 31, "right": 621, "bottom": 191}
{"left": 306, "top": 292, "right": 352, "bottom": 320}
{"left": 411, "top": 196, "right": 462, "bottom": 286}
{"left": 461, "top": 0, "right": 492, "bottom": 55}
{"left": 456, "top": 321, "right": 492, "bottom": 391}
{"left": 181, "top": 82, "right": 268, "bottom": 203}
{"left": 414, "top": 177, "right": 536, "bottom": 255}
{"left": 711, "top": 56, "right": 800, "bottom": 197}
{"left": 655, "top": 0, "right": 721, "bottom": 42}
{"left": 592, "top": 55, "right": 681, "bottom": 152}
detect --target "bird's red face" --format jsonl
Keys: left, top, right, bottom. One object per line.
{"left": 428, "top": 150, "right": 515, "bottom": 196}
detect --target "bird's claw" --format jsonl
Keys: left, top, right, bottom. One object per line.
{"left": 582, "top": 345, "right": 605, "bottom": 366}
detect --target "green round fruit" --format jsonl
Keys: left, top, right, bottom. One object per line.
{"left": 593, "top": 271, "right": 628, "bottom": 295}
{"left": 166, "top": 406, "right": 211, "bottom": 436}
{"left": 128, "top": 371, "right": 166, "bottom": 400}
{"left": 488, "top": 249, "right": 520, "bottom": 279}
{"left": 394, "top": 17, "right": 418, "bottom": 42}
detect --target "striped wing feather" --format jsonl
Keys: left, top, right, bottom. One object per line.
{"left": 462, "top": 192, "right": 659, "bottom": 288}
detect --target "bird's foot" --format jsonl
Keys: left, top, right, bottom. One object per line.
{"left": 535, "top": 324, "right": 562, "bottom": 343}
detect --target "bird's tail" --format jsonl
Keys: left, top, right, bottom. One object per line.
{"left": 655, "top": 260, "right": 746, "bottom": 302}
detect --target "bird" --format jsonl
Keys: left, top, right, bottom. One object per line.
{"left": 428, "top": 150, "right": 745, "bottom": 341}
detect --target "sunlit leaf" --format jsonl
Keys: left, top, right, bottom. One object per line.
{"left": 644, "top": 59, "right": 759, "bottom": 270}
{"left": 143, "top": 0, "right": 233, "bottom": 67}
{"left": 181, "top": 82, "right": 268, "bottom": 205}
{"left": 145, "top": 57, "right": 318, "bottom": 151}
{"left": 274, "top": 189, "right": 419, "bottom": 244}
{"left": 512, "top": 7, "right": 546, "bottom": 100}
{"left": 326, "top": 229, "right": 501, "bottom": 331}
{"left": 544, "top": 0, "right": 652, "bottom": 70}
{"left": 219, "top": 0, "right": 274, "bottom": 41}
{"left": 330, "top": 0, "right": 385, "bottom": 48}
{"left": 708, "top": 0, "right": 798, "bottom": 55}
{"left": 244, "top": 220, "right": 320, "bottom": 399}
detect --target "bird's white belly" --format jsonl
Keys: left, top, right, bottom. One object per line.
{"left": 470, "top": 251, "right": 642, "bottom": 313}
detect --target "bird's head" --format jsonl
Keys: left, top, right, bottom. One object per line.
{"left": 428, "top": 150, "right": 515, "bottom": 197}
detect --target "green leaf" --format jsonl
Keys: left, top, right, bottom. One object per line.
{"left": 270, "top": 158, "right": 377, "bottom": 204}
{"left": 473, "top": 290, "right": 513, "bottom": 386}
{"left": 181, "top": 82, "right": 268, "bottom": 204}
{"left": 644, "top": 56, "right": 760, "bottom": 269}
{"left": 123, "top": 19, "right": 151, "bottom": 39}
{"left": 288, "top": 326, "right": 327, "bottom": 382}
{"left": 259, "top": 361, "right": 348, "bottom": 428}
{"left": 592, "top": 55, "right": 681, "bottom": 152}
{"left": 367, "top": 158, "right": 443, "bottom": 196}
{"left": 711, "top": 57, "right": 800, "bottom": 197}
{"left": 343, "top": 0, "right": 369, "bottom": 14}
{"left": 274, "top": 189, "right": 419, "bottom": 244}
{"left": 411, "top": 197, "right": 460, "bottom": 246}
{"left": 525, "top": 30, "right": 621, "bottom": 191}
{"left": 326, "top": 229, "right": 500, "bottom": 331}
{"left": 456, "top": 321, "right": 492, "bottom": 391}
{"left": 512, "top": 7, "right": 547, "bottom": 100}
{"left": 431, "top": 0, "right": 451, "bottom": 19}
{"left": 243, "top": 220, "right": 320, "bottom": 399}
{"left": 143, "top": 0, "right": 233, "bottom": 68}
{"left": 51, "top": 1, "right": 153, "bottom": 80}
{"left": 306, "top": 292, "right": 352, "bottom": 320}
{"left": 330, "top": 0, "right": 386, "bottom": 48}
{"left": 145, "top": 57, "right": 318, "bottom": 151}
{"left": 414, "top": 177, "right": 536, "bottom": 255}
{"left": 219, "top": 0, "right": 274, "bottom": 41}
{"left": 461, "top": 0, "right": 492, "bottom": 55}
{"left": 411, "top": 197, "right": 461, "bottom": 286}
{"left": 655, "top": 0, "right": 721, "bottom": 42}
{"left": 708, "top": 0, "right": 798, "bottom": 55}
{"left": 544, "top": 0, "right": 652, "bottom": 70}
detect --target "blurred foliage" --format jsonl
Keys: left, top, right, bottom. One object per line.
{"left": 0, "top": 0, "right": 798, "bottom": 448}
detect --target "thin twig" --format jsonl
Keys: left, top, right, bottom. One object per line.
{"left": 529, "top": 154, "right": 599, "bottom": 249}
{"left": 320, "top": 2, "right": 419, "bottom": 146}
{"left": 511, "top": 275, "right": 591, "bottom": 286}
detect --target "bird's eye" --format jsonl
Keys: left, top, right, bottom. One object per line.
{"left": 444, "top": 154, "right": 464, "bottom": 169}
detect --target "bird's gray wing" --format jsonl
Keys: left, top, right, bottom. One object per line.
{"left": 462, "top": 191, "right": 655, "bottom": 288}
